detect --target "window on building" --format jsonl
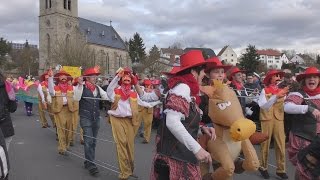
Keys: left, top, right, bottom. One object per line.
{"left": 106, "top": 54, "right": 110, "bottom": 74}
{"left": 64, "top": 0, "right": 67, "bottom": 9}
{"left": 276, "top": 60, "right": 279, "bottom": 63}
{"left": 231, "top": 59, "right": 233, "bottom": 62}
{"left": 65, "top": 34, "right": 70, "bottom": 48}
{"left": 231, "top": 54, "right": 234, "bottom": 56}
{"left": 68, "top": 0, "right": 71, "bottom": 10}
{"left": 49, "top": 0, "right": 52, "bottom": 8}
{"left": 45, "top": 0, "right": 48, "bottom": 9}
{"left": 47, "top": 34, "right": 51, "bottom": 60}
{"left": 119, "top": 55, "right": 122, "bottom": 68}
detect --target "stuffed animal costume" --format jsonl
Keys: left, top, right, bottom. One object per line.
{"left": 201, "top": 80, "right": 259, "bottom": 180}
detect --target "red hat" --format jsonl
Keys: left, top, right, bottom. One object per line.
{"left": 143, "top": 79, "right": 152, "bottom": 86}
{"left": 83, "top": 66, "right": 101, "bottom": 76}
{"left": 205, "top": 56, "right": 232, "bottom": 73}
{"left": 263, "top": 69, "right": 285, "bottom": 85}
{"left": 228, "top": 67, "right": 246, "bottom": 80}
{"left": 40, "top": 71, "right": 49, "bottom": 82}
{"left": 152, "top": 79, "right": 161, "bottom": 85}
{"left": 54, "top": 70, "right": 73, "bottom": 82}
{"left": 171, "top": 50, "right": 206, "bottom": 75}
{"left": 296, "top": 67, "right": 320, "bottom": 82}
{"left": 162, "top": 66, "right": 181, "bottom": 76}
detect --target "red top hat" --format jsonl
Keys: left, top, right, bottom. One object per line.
{"left": 83, "top": 66, "right": 101, "bottom": 76}
{"left": 162, "top": 66, "right": 181, "bottom": 76}
{"left": 40, "top": 72, "right": 49, "bottom": 82}
{"left": 227, "top": 67, "right": 246, "bottom": 80}
{"left": 171, "top": 50, "right": 206, "bottom": 74}
{"left": 143, "top": 79, "right": 152, "bottom": 86}
{"left": 205, "top": 56, "right": 232, "bottom": 73}
{"left": 263, "top": 69, "right": 285, "bottom": 85}
{"left": 54, "top": 70, "right": 73, "bottom": 82}
{"left": 296, "top": 67, "right": 320, "bottom": 82}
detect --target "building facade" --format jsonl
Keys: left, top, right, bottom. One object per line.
{"left": 257, "top": 49, "right": 282, "bottom": 69}
{"left": 11, "top": 41, "right": 38, "bottom": 50}
{"left": 39, "top": 0, "right": 129, "bottom": 75}
{"left": 217, "top": 45, "right": 238, "bottom": 65}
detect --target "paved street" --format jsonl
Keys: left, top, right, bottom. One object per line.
{"left": 8, "top": 104, "right": 295, "bottom": 180}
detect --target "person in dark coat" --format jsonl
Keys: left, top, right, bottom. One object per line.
{"left": 0, "top": 72, "right": 15, "bottom": 150}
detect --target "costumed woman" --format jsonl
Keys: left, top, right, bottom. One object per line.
{"left": 198, "top": 56, "right": 230, "bottom": 177}
{"left": 258, "top": 69, "right": 289, "bottom": 179}
{"left": 107, "top": 67, "right": 159, "bottom": 180}
{"left": 284, "top": 67, "right": 320, "bottom": 180}
{"left": 151, "top": 50, "right": 215, "bottom": 180}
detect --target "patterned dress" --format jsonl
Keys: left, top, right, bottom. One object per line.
{"left": 285, "top": 92, "right": 320, "bottom": 180}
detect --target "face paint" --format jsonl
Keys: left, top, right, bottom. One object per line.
{"left": 270, "top": 74, "right": 281, "bottom": 85}
{"left": 122, "top": 73, "right": 132, "bottom": 85}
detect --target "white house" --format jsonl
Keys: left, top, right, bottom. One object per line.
{"left": 257, "top": 49, "right": 282, "bottom": 69}
{"left": 290, "top": 54, "right": 305, "bottom": 64}
{"left": 217, "top": 45, "right": 238, "bottom": 65}
{"left": 280, "top": 53, "right": 289, "bottom": 64}
{"left": 160, "top": 48, "right": 184, "bottom": 63}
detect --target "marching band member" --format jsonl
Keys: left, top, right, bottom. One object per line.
{"left": 73, "top": 66, "right": 109, "bottom": 176}
{"left": 258, "top": 69, "right": 289, "bottom": 179}
{"left": 107, "top": 67, "right": 159, "bottom": 180}
{"left": 48, "top": 69, "right": 77, "bottom": 156}
{"left": 136, "top": 79, "right": 159, "bottom": 144}
{"left": 151, "top": 50, "right": 215, "bottom": 180}
{"left": 284, "top": 67, "right": 320, "bottom": 180}
{"left": 37, "top": 70, "right": 55, "bottom": 128}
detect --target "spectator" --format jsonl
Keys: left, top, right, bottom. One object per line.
{"left": 0, "top": 71, "right": 15, "bottom": 151}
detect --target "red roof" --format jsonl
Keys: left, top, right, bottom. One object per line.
{"left": 257, "top": 49, "right": 281, "bottom": 56}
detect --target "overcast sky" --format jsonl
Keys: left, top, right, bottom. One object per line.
{"left": 0, "top": 0, "right": 320, "bottom": 55}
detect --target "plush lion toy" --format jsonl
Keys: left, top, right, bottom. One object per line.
{"left": 201, "top": 80, "right": 259, "bottom": 180}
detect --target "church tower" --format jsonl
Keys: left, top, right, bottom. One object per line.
{"left": 39, "top": 0, "right": 79, "bottom": 74}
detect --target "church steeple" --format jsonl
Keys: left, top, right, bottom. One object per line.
{"left": 40, "top": 0, "right": 78, "bottom": 17}
{"left": 39, "top": 0, "right": 79, "bottom": 74}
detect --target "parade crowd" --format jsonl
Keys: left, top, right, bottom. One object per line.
{"left": 0, "top": 50, "right": 320, "bottom": 180}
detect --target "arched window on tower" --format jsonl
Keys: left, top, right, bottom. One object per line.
{"left": 66, "top": 34, "right": 70, "bottom": 48}
{"left": 68, "top": 0, "right": 71, "bottom": 10}
{"left": 64, "top": 0, "right": 67, "bottom": 9}
{"left": 119, "top": 55, "right": 122, "bottom": 68}
{"left": 47, "top": 34, "right": 51, "bottom": 61}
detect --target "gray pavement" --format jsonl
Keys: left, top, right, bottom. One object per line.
{"left": 8, "top": 104, "right": 295, "bottom": 180}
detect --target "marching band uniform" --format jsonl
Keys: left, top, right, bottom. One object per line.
{"left": 258, "top": 70, "right": 288, "bottom": 179}
{"left": 37, "top": 71, "right": 55, "bottom": 128}
{"left": 151, "top": 50, "right": 213, "bottom": 180}
{"left": 107, "top": 68, "right": 158, "bottom": 180}
{"left": 73, "top": 66, "right": 109, "bottom": 176}
{"left": 48, "top": 70, "right": 78, "bottom": 155}
{"left": 70, "top": 77, "right": 83, "bottom": 146}
{"left": 136, "top": 79, "right": 160, "bottom": 144}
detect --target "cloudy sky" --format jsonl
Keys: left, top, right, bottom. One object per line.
{"left": 0, "top": 0, "right": 320, "bottom": 55}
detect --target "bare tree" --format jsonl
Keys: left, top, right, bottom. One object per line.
{"left": 51, "top": 28, "right": 96, "bottom": 69}
{"left": 10, "top": 46, "right": 39, "bottom": 76}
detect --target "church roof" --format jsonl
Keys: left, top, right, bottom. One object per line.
{"left": 78, "top": 18, "right": 127, "bottom": 50}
